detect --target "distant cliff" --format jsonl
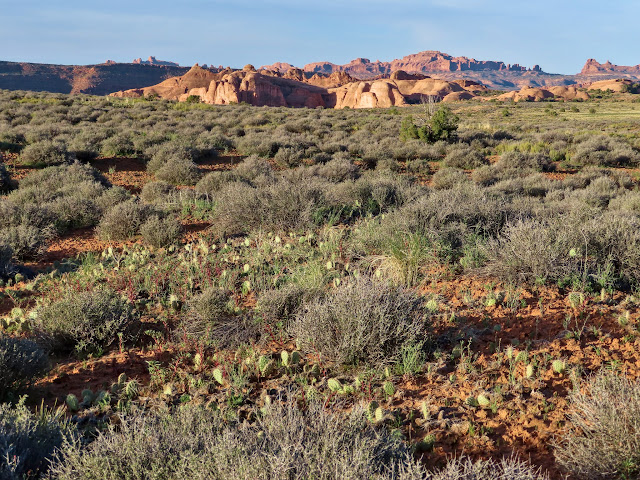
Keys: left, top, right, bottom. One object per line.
{"left": 581, "top": 59, "right": 640, "bottom": 75}
{"left": 0, "top": 61, "right": 190, "bottom": 95}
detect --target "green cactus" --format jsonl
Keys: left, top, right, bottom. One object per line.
{"left": 420, "top": 401, "right": 430, "bottom": 420}
{"left": 66, "top": 394, "right": 80, "bottom": 412}
{"left": 327, "top": 378, "right": 343, "bottom": 393}
{"left": 290, "top": 351, "right": 302, "bottom": 365}
{"left": 124, "top": 380, "right": 139, "bottom": 398}
{"left": 477, "top": 394, "right": 490, "bottom": 407}
{"left": 525, "top": 364, "right": 534, "bottom": 378}
{"left": 213, "top": 368, "right": 224, "bottom": 385}
{"left": 81, "top": 389, "right": 94, "bottom": 404}
{"left": 383, "top": 381, "right": 396, "bottom": 397}
{"left": 366, "top": 401, "right": 379, "bottom": 422}
{"left": 281, "top": 351, "right": 290, "bottom": 367}
{"left": 552, "top": 359, "right": 566, "bottom": 374}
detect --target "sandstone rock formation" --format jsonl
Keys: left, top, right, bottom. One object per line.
{"left": 132, "top": 56, "right": 180, "bottom": 67}
{"left": 496, "top": 86, "right": 590, "bottom": 102}
{"left": 111, "top": 66, "right": 485, "bottom": 109}
{"left": 581, "top": 59, "right": 640, "bottom": 75}
{"left": 587, "top": 79, "right": 636, "bottom": 92}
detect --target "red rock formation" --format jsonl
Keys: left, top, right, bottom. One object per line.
{"left": 301, "top": 51, "right": 543, "bottom": 79}
{"left": 111, "top": 66, "right": 484, "bottom": 109}
{"left": 581, "top": 59, "right": 640, "bottom": 75}
{"left": 496, "top": 85, "right": 589, "bottom": 102}
{"left": 132, "top": 56, "right": 180, "bottom": 67}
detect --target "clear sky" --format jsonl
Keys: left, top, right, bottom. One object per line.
{"left": 1, "top": 0, "right": 638, "bottom": 74}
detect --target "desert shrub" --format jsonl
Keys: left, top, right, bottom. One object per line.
{"left": 146, "top": 143, "right": 196, "bottom": 173}
{"left": 98, "top": 200, "right": 151, "bottom": 241}
{"left": 0, "top": 336, "right": 50, "bottom": 397}
{"left": 176, "top": 287, "right": 258, "bottom": 346}
{"left": 0, "top": 160, "right": 14, "bottom": 193}
{"left": 400, "top": 106, "right": 459, "bottom": 143}
{"left": 100, "top": 133, "right": 135, "bottom": 157}
{"left": 0, "top": 400, "right": 75, "bottom": 480}
{"left": 273, "top": 145, "right": 305, "bottom": 167}
{"left": 5, "top": 162, "right": 117, "bottom": 235}
{"left": 555, "top": 371, "right": 640, "bottom": 480}
{"left": 195, "top": 170, "right": 243, "bottom": 197}
{"left": 431, "top": 167, "right": 469, "bottom": 189}
{"left": 443, "top": 146, "right": 488, "bottom": 169}
{"left": 291, "top": 277, "right": 428, "bottom": 366}
{"left": 571, "top": 136, "right": 640, "bottom": 167}
{"left": 257, "top": 283, "right": 323, "bottom": 324}
{"left": 0, "top": 223, "right": 52, "bottom": 260}
{"left": 232, "top": 154, "right": 274, "bottom": 181}
{"left": 51, "top": 400, "right": 418, "bottom": 480}
{"left": 140, "top": 181, "right": 177, "bottom": 204}
{"left": 313, "top": 156, "right": 360, "bottom": 182}
{"left": 0, "top": 244, "right": 15, "bottom": 279}
{"left": 213, "top": 177, "right": 325, "bottom": 234}
{"left": 154, "top": 157, "right": 201, "bottom": 185}
{"left": 36, "top": 289, "right": 141, "bottom": 356}
{"left": 19, "top": 140, "right": 73, "bottom": 166}
{"left": 497, "top": 151, "right": 553, "bottom": 172}
{"left": 429, "top": 456, "right": 549, "bottom": 480}
{"left": 482, "top": 212, "right": 640, "bottom": 288}
{"left": 140, "top": 215, "right": 183, "bottom": 248}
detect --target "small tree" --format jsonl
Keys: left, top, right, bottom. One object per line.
{"left": 400, "top": 104, "right": 459, "bottom": 144}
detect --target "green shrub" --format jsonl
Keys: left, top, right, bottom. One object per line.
{"left": 0, "top": 336, "right": 49, "bottom": 397}
{"left": 19, "top": 140, "right": 73, "bottom": 166}
{"left": 555, "top": 371, "right": 640, "bottom": 479}
{"left": 0, "top": 400, "right": 75, "bottom": 480}
{"left": 400, "top": 106, "right": 459, "bottom": 143}
{"left": 291, "top": 277, "right": 428, "bottom": 366}
{"left": 35, "top": 289, "right": 141, "bottom": 356}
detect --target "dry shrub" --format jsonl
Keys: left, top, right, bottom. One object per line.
{"left": 431, "top": 167, "right": 469, "bottom": 190}
{"left": 0, "top": 401, "right": 75, "bottom": 479}
{"left": 555, "top": 371, "right": 640, "bottom": 479}
{"left": 443, "top": 145, "right": 488, "bottom": 169}
{"left": 291, "top": 276, "right": 428, "bottom": 366}
{"left": 140, "top": 215, "right": 183, "bottom": 248}
{"left": 98, "top": 200, "right": 151, "bottom": 241}
{"left": 176, "top": 287, "right": 258, "bottom": 347}
{"left": 35, "top": 289, "right": 141, "bottom": 356}
{"left": 0, "top": 336, "right": 50, "bottom": 396}
{"left": 19, "top": 140, "right": 73, "bottom": 167}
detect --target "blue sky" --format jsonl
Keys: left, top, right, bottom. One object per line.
{"left": 1, "top": 0, "right": 638, "bottom": 74}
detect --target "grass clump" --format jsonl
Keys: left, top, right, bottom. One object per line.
{"left": 0, "top": 336, "right": 50, "bottom": 397}
{"left": 35, "top": 289, "right": 141, "bottom": 357}
{"left": 291, "top": 276, "right": 428, "bottom": 366}
{"left": 555, "top": 371, "right": 640, "bottom": 479}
